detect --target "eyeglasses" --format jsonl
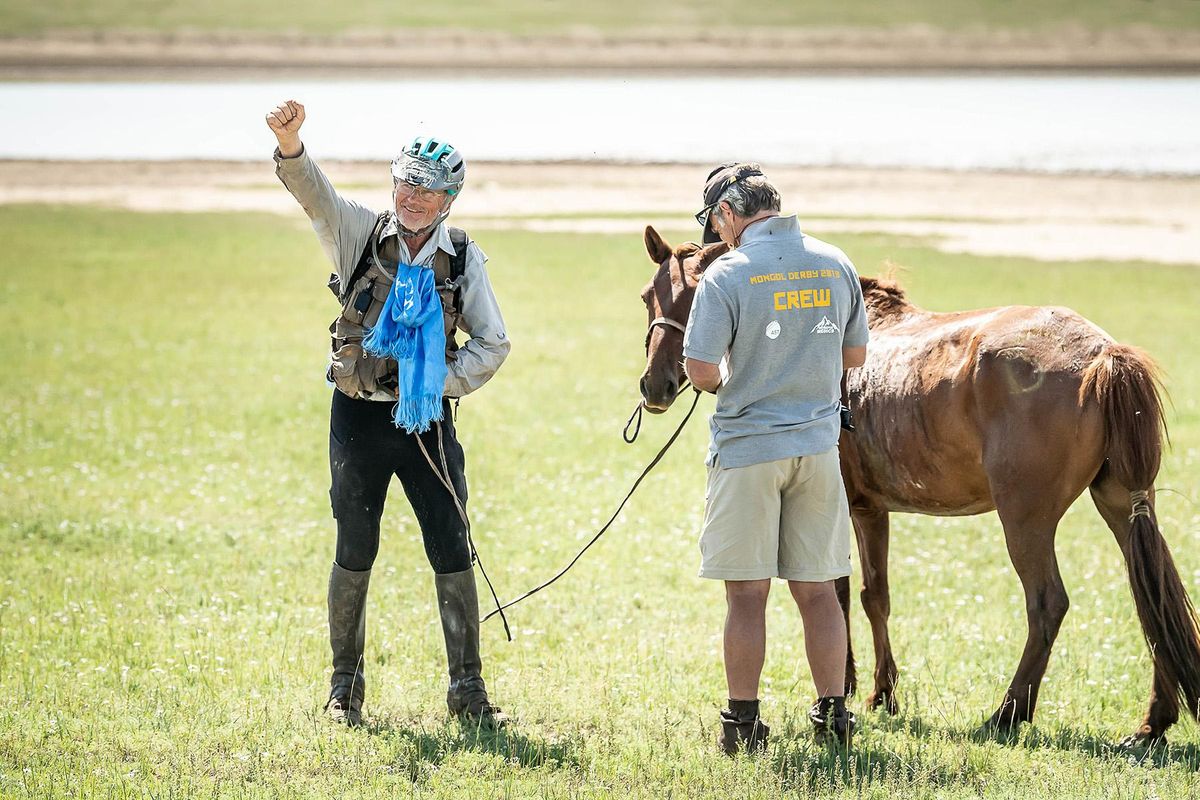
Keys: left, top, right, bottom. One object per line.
{"left": 394, "top": 182, "right": 445, "bottom": 203}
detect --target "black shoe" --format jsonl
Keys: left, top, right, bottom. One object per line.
{"left": 718, "top": 708, "right": 770, "bottom": 756}
{"left": 448, "top": 675, "right": 509, "bottom": 728}
{"left": 809, "top": 696, "right": 855, "bottom": 748}
{"left": 325, "top": 690, "right": 363, "bottom": 728}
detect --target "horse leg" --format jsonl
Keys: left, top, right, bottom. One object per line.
{"left": 987, "top": 499, "right": 1070, "bottom": 732}
{"left": 1089, "top": 469, "right": 1179, "bottom": 742}
{"left": 835, "top": 574, "right": 856, "bottom": 697}
{"left": 854, "top": 508, "right": 899, "bottom": 714}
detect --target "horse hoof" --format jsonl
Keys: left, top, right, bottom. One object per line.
{"left": 1117, "top": 730, "right": 1166, "bottom": 753}
{"left": 867, "top": 690, "right": 898, "bottom": 716}
{"left": 975, "top": 715, "right": 1022, "bottom": 741}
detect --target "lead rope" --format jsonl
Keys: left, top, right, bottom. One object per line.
{"left": 414, "top": 421, "right": 513, "bottom": 642}
{"left": 622, "top": 403, "right": 643, "bottom": 444}
{"left": 483, "top": 387, "right": 702, "bottom": 623}
{"left": 623, "top": 379, "right": 693, "bottom": 444}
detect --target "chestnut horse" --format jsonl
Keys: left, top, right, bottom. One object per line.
{"left": 638, "top": 226, "right": 1200, "bottom": 745}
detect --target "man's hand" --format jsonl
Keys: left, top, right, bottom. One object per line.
{"left": 266, "top": 100, "right": 305, "bottom": 158}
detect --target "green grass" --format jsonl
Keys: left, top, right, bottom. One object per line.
{"left": 1, "top": 204, "right": 1198, "bottom": 798}
{"left": 1, "top": 0, "right": 1199, "bottom": 36}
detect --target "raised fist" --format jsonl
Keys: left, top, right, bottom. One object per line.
{"left": 266, "top": 100, "right": 305, "bottom": 135}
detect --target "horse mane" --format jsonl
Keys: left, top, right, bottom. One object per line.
{"left": 859, "top": 275, "right": 916, "bottom": 318}
{"left": 676, "top": 241, "right": 728, "bottom": 284}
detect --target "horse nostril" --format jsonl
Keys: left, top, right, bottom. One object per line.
{"left": 639, "top": 376, "right": 649, "bottom": 398}
{"left": 665, "top": 376, "right": 679, "bottom": 397}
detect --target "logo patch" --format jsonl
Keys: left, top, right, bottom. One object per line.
{"left": 765, "top": 320, "right": 781, "bottom": 340}
{"left": 811, "top": 316, "right": 840, "bottom": 335}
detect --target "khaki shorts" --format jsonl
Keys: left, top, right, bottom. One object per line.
{"left": 699, "top": 448, "right": 852, "bottom": 582}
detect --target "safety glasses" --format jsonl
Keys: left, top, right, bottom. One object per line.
{"left": 394, "top": 182, "right": 444, "bottom": 203}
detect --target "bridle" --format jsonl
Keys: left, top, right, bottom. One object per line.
{"left": 643, "top": 315, "right": 687, "bottom": 351}
{"left": 631, "top": 260, "right": 693, "bottom": 440}
{"left": 627, "top": 314, "right": 692, "bottom": 443}
{"left": 643, "top": 246, "right": 695, "bottom": 352}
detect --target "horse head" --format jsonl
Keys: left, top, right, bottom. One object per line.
{"left": 638, "top": 226, "right": 728, "bottom": 413}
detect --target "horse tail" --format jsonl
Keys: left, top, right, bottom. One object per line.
{"left": 1081, "top": 343, "right": 1200, "bottom": 722}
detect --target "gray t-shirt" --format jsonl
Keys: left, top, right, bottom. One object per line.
{"left": 683, "top": 215, "right": 869, "bottom": 468}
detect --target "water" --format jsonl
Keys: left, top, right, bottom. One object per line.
{"left": 1, "top": 75, "right": 1197, "bottom": 174}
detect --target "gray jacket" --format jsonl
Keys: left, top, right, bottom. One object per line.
{"left": 275, "top": 146, "right": 510, "bottom": 399}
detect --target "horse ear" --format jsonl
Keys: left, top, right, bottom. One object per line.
{"left": 644, "top": 226, "right": 672, "bottom": 265}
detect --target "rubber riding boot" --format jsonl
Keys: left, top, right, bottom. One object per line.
{"left": 435, "top": 567, "right": 507, "bottom": 728}
{"left": 718, "top": 699, "right": 769, "bottom": 756}
{"left": 325, "top": 562, "right": 370, "bottom": 727}
{"left": 810, "top": 695, "right": 856, "bottom": 749}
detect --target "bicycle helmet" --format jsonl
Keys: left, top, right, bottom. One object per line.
{"left": 391, "top": 136, "right": 466, "bottom": 197}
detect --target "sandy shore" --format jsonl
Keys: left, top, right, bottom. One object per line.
{"left": 2, "top": 26, "right": 1200, "bottom": 78}
{"left": 2, "top": 159, "right": 1197, "bottom": 265}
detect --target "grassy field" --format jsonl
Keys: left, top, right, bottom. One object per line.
{"left": 1, "top": 0, "right": 1198, "bottom": 35}
{"left": 1, "top": 204, "right": 1198, "bottom": 799}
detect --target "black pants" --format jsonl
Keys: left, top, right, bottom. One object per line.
{"left": 329, "top": 389, "right": 472, "bottom": 574}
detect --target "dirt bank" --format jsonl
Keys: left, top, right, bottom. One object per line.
{"left": 2, "top": 25, "right": 1199, "bottom": 78}
{"left": 2, "top": 159, "right": 1197, "bottom": 265}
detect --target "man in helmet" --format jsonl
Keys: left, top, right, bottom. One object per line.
{"left": 266, "top": 99, "right": 511, "bottom": 728}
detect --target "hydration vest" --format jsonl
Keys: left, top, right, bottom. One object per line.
{"left": 326, "top": 212, "right": 470, "bottom": 400}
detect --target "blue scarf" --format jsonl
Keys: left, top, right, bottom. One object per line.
{"left": 362, "top": 264, "right": 447, "bottom": 433}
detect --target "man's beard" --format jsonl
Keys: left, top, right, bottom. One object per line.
{"left": 394, "top": 197, "right": 450, "bottom": 238}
